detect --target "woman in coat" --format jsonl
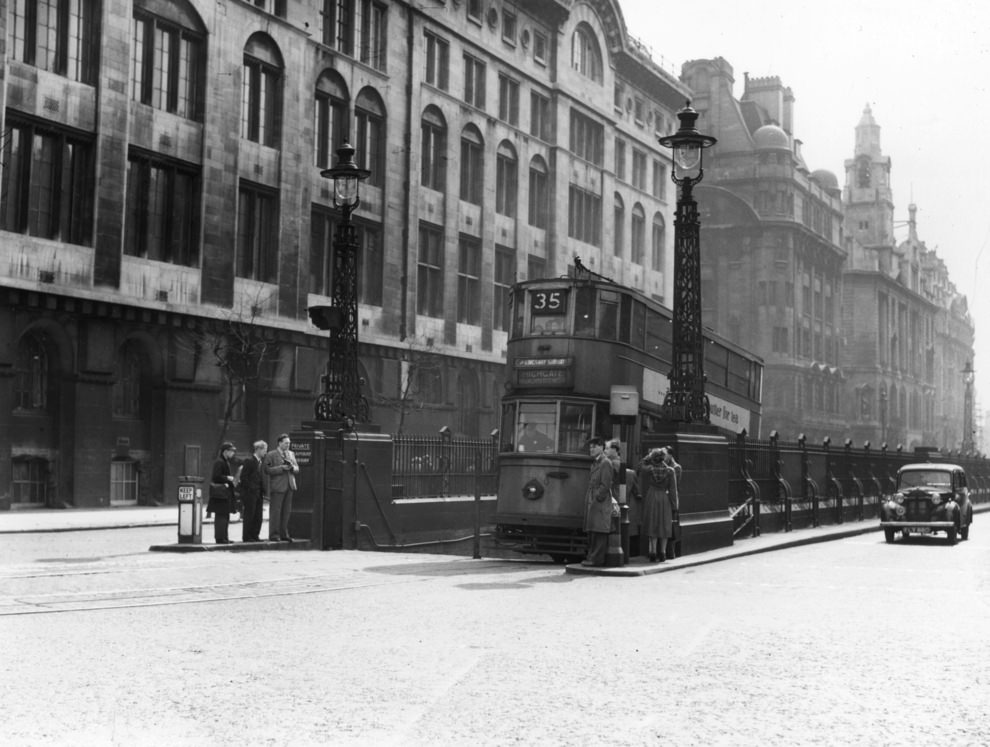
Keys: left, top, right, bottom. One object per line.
{"left": 637, "top": 447, "right": 681, "bottom": 562}
{"left": 208, "top": 442, "right": 239, "bottom": 544}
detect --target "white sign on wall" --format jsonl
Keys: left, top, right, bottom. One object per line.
{"left": 642, "top": 368, "right": 751, "bottom": 434}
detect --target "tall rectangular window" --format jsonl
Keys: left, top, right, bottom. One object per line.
{"left": 631, "top": 149, "right": 647, "bottom": 191}
{"left": 310, "top": 212, "right": 381, "bottom": 305}
{"left": 494, "top": 245, "right": 516, "bottom": 331}
{"left": 498, "top": 74, "right": 519, "bottom": 126}
{"left": 358, "top": 221, "right": 383, "bottom": 305}
{"left": 359, "top": 0, "right": 386, "bottom": 70}
{"left": 459, "top": 132, "right": 484, "bottom": 205}
{"left": 496, "top": 150, "right": 517, "bottom": 217}
{"left": 110, "top": 461, "right": 140, "bottom": 504}
{"left": 631, "top": 209, "right": 644, "bottom": 264}
{"left": 242, "top": 55, "right": 282, "bottom": 147}
{"left": 530, "top": 92, "right": 551, "bottom": 141}
{"left": 322, "top": 0, "right": 355, "bottom": 54}
{"left": 615, "top": 139, "right": 626, "bottom": 181}
{"left": 457, "top": 236, "right": 482, "bottom": 325}
{"left": 310, "top": 205, "right": 335, "bottom": 295}
{"left": 652, "top": 159, "right": 667, "bottom": 200}
{"left": 355, "top": 106, "right": 385, "bottom": 187}
{"left": 463, "top": 54, "right": 486, "bottom": 109}
{"left": 11, "top": 0, "right": 98, "bottom": 84}
{"left": 417, "top": 223, "right": 445, "bottom": 317}
{"left": 425, "top": 31, "right": 449, "bottom": 90}
{"left": 1, "top": 119, "right": 94, "bottom": 245}
{"left": 421, "top": 111, "right": 446, "bottom": 191}
{"left": 314, "top": 89, "right": 347, "bottom": 169}
{"left": 132, "top": 11, "right": 204, "bottom": 120}
{"left": 569, "top": 109, "right": 604, "bottom": 166}
{"left": 528, "top": 163, "right": 549, "bottom": 228}
{"left": 568, "top": 184, "right": 601, "bottom": 246}
{"left": 125, "top": 150, "right": 200, "bottom": 266}
{"left": 237, "top": 182, "right": 279, "bottom": 282}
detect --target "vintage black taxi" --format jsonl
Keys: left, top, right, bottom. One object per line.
{"left": 880, "top": 463, "right": 973, "bottom": 544}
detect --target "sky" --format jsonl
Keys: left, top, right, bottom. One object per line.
{"left": 619, "top": 0, "right": 990, "bottom": 411}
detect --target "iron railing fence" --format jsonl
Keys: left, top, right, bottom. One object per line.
{"left": 728, "top": 432, "right": 990, "bottom": 539}
{"left": 392, "top": 434, "right": 498, "bottom": 499}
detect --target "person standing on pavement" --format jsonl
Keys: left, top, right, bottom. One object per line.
{"left": 637, "top": 447, "right": 681, "bottom": 562}
{"left": 264, "top": 433, "right": 299, "bottom": 542}
{"left": 238, "top": 440, "right": 268, "bottom": 542}
{"left": 581, "top": 437, "right": 614, "bottom": 567}
{"left": 208, "top": 442, "right": 239, "bottom": 545}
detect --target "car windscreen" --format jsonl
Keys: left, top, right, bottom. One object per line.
{"left": 898, "top": 471, "right": 952, "bottom": 489}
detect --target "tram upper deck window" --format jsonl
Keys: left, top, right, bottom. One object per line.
{"left": 599, "top": 290, "right": 619, "bottom": 340}
{"left": 574, "top": 286, "right": 596, "bottom": 336}
{"left": 529, "top": 288, "right": 569, "bottom": 335}
{"left": 645, "top": 308, "right": 671, "bottom": 359}
{"left": 510, "top": 290, "right": 524, "bottom": 339}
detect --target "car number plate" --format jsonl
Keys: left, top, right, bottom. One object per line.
{"left": 906, "top": 527, "right": 931, "bottom": 534}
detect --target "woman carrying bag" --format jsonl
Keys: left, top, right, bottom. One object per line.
{"left": 208, "top": 442, "right": 239, "bottom": 544}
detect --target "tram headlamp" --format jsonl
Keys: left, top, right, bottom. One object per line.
{"left": 522, "top": 479, "right": 544, "bottom": 501}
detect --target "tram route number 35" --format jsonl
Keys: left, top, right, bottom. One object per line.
{"left": 530, "top": 289, "right": 568, "bottom": 314}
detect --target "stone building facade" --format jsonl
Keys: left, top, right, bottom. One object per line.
{"left": 0, "top": 0, "right": 687, "bottom": 508}
{"left": 841, "top": 105, "right": 974, "bottom": 451}
{"left": 678, "top": 58, "right": 847, "bottom": 441}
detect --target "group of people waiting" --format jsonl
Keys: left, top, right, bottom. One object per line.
{"left": 207, "top": 434, "right": 300, "bottom": 545}
{"left": 582, "top": 437, "right": 682, "bottom": 567}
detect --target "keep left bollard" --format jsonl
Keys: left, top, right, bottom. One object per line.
{"left": 177, "top": 475, "right": 204, "bottom": 544}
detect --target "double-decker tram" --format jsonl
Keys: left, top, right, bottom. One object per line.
{"left": 495, "top": 266, "right": 763, "bottom": 561}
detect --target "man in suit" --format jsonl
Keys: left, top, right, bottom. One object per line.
{"left": 581, "top": 436, "right": 614, "bottom": 567}
{"left": 238, "top": 440, "right": 267, "bottom": 542}
{"left": 263, "top": 433, "right": 299, "bottom": 542}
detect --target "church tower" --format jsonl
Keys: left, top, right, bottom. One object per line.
{"left": 843, "top": 104, "right": 894, "bottom": 248}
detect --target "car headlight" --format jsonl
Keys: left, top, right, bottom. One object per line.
{"left": 895, "top": 505, "right": 906, "bottom": 517}
{"left": 893, "top": 493, "right": 905, "bottom": 505}
{"left": 931, "top": 494, "right": 942, "bottom": 505}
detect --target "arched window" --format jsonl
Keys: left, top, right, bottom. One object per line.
{"left": 242, "top": 34, "right": 283, "bottom": 147}
{"left": 613, "top": 193, "right": 624, "bottom": 257}
{"left": 495, "top": 141, "right": 518, "bottom": 218}
{"left": 314, "top": 71, "right": 348, "bottom": 168}
{"left": 113, "top": 341, "right": 144, "bottom": 418}
{"left": 528, "top": 156, "right": 548, "bottom": 228}
{"left": 14, "top": 334, "right": 48, "bottom": 412}
{"left": 651, "top": 213, "right": 666, "bottom": 271}
{"left": 571, "top": 24, "right": 602, "bottom": 83}
{"left": 459, "top": 126, "right": 484, "bottom": 205}
{"left": 631, "top": 204, "right": 645, "bottom": 265}
{"left": 131, "top": 0, "right": 206, "bottom": 120}
{"left": 421, "top": 106, "right": 447, "bottom": 191}
{"left": 355, "top": 88, "right": 386, "bottom": 187}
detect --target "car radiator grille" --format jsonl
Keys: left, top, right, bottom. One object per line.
{"left": 904, "top": 499, "right": 934, "bottom": 522}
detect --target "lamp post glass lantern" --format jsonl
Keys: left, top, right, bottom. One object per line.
{"left": 658, "top": 101, "right": 717, "bottom": 424}
{"left": 311, "top": 142, "right": 371, "bottom": 424}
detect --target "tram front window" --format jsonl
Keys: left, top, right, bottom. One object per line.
{"left": 516, "top": 403, "right": 556, "bottom": 453}
{"left": 559, "top": 402, "right": 594, "bottom": 453}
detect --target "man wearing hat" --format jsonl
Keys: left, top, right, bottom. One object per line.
{"left": 208, "top": 442, "right": 239, "bottom": 544}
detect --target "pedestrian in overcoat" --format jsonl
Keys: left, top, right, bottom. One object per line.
{"left": 263, "top": 433, "right": 299, "bottom": 542}
{"left": 208, "top": 442, "right": 238, "bottom": 545}
{"left": 238, "top": 440, "right": 268, "bottom": 542}
{"left": 581, "top": 437, "right": 614, "bottom": 567}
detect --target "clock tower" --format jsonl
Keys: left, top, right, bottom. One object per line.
{"left": 843, "top": 104, "right": 894, "bottom": 249}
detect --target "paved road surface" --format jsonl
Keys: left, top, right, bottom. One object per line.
{"left": 2, "top": 522, "right": 988, "bottom": 746}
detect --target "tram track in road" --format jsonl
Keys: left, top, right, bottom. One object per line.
{"left": 0, "top": 556, "right": 545, "bottom": 617}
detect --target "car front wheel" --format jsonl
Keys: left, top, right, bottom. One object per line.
{"left": 884, "top": 528, "right": 896, "bottom": 543}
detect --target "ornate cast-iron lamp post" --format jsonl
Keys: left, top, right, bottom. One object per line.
{"left": 962, "top": 360, "right": 975, "bottom": 453}
{"left": 309, "top": 142, "right": 370, "bottom": 424}
{"left": 658, "top": 102, "right": 717, "bottom": 424}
